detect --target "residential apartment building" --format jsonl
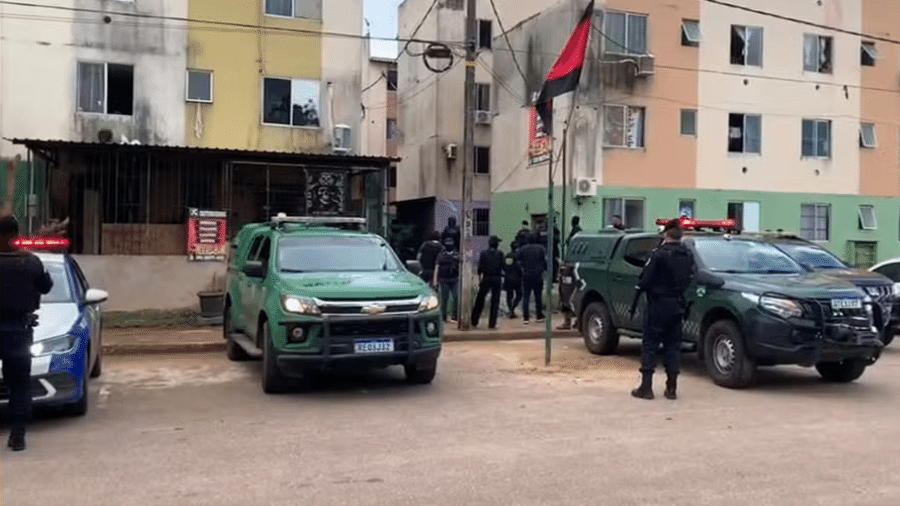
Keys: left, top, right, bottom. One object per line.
{"left": 395, "top": 0, "right": 547, "bottom": 249}
{"left": 491, "top": 0, "right": 900, "bottom": 267}
{"left": 362, "top": 56, "right": 399, "bottom": 202}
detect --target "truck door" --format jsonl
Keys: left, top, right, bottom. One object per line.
{"left": 236, "top": 235, "right": 264, "bottom": 331}
{"left": 245, "top": 237, "right": 271, "bottom": 342}
{"left": 608, "top": 236, "right": 661, "bottom": 331}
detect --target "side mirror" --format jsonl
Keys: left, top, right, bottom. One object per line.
{"left": 695, "top": 270, "right": 725, "bottom": 289}
{"left": 242, "top": 261, "right": 265, "bottom": 278}
{"left": 84, "top": 288, "right": 108, "bottom": 305}
{"left": 406, "top": 260, "right": 422, "bottom": 276}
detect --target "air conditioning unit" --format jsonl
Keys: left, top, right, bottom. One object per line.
{"left": 444, "top": 143, "right": 458, "bottom": 160}
{"left": 574, "top": 177, "right": 597, "bottom": 197}
{"left": 333, "top": 124, "right": 352, "bottom": 154}
{"left": 635, "top": 54, "right": 655, "bottom": 78}
{"left": 475, "top": 110, "right": 492, "bottom": 125}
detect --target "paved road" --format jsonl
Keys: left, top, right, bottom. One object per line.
{"left": 3, "top": 340, "right": 900, "bottom": 506}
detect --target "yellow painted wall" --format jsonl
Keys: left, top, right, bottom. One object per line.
{"left": 186, "top": 0, "right": 324, "bottom": 152}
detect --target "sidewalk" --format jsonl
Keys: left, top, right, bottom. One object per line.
{"left": 103, "top": 314, "right": 578, "bottom": 355}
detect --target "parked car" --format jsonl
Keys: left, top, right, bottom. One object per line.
{"left": 561, "top": 218, "right": 884, "bottom": 389}
{"left": 0, "top": 237, "right": 108, "bottom": 416}
{"left": 223, "top": 215, "right": 443, "bottom": 393}
{"left": 869, "top": 257, "right": 900, "bottom": 345}
{"left": 759, "top": 234, "right": 898, "bottom": 346}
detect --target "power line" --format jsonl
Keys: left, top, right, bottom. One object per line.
{"left": 0, "top": 0, "right": 462, "bottom": 47}
{"left": 397, "top": 0, "right": 441, "bottom": 57}
{"left": 361, "top": 73, "right": 387, "bottom": 94}
{"left": 487, "top": 0, "right": 528, "bottom": 92}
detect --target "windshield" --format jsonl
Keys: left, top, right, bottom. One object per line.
{"left": 775, "top": 242, "right": 847, "bottom": 270}
{"left": 692, "top": 238, "right": 803, "bottom": 274}
{"left": 278, "top": 236, "right": 403, "bottom": 272}
{"left": 41, "top": 263, "right": 73, "bottom": 303}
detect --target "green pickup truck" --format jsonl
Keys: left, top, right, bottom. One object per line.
{"left": 224, "top": 215, "right": 443, "bottom": 393}
{"left": 561, "top": 222, "right": 884, "bottom": 388}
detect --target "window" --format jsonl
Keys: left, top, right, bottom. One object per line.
{"left": 247, "top": 235, "right": 264, "bottom": 261}
{"left": 860, "top": 123, "right": 877, "bottom": 148}
{"left": 474, "top": 208, "right": 490, "bottom": 236}
{"left": 475, "top": 83, "right": 490, "bottom": 112}
{"left": 265, "top": 0, "right": 319, "bottom": 19}
{"left": 386, "top": 118, "right": 398, "bottom": 139}
{"left": 728, "top": 113, "right": 761, "bottom": 154}
{"left": 726, "top": 202, "right": 761, "bottom": 232}
{"left": 802, "top": 119, "right": 831, "bottom": 158}
{"left": 388, "top": 166, "right": 397, "bottom": 189}
{"left": 800, "top": 204, "right": 830, "bottom": 241}
{"left": 678, "top": 199, "right": 695, "bottom": 218}
{"left": 77, "top": 62, "right": 134, "bottom": 115}
{"left": 680, "top": 109, "right": 697, "bottom": 136}
{"left": 478, "top": 19, "right": 492, "bottom": 49}
{"left": 604, "top": 105, "right": 645, "bottom": 148}
{"left": 730, "top": 25, "right": 763, "bottom": 66}
{"left": 262, "top": 77, "right": 321, "bottom": 127}
{"left": 861, "top": 41, "right": 878, "bottom": 66}
{"left": 277, "top": 236, "right": 403, "bottom": 272}
{"left": 858, "top": 205, "right": 877, "bottom": 230}
{"left": 386, "top": 69, "right": 397, "bottom": 91}
{"left": 623, "top": 237, "right": 661, "bottom": 267}
{"left": 475, "top": 146, "right": 490, "bottom": 175}
{"left": 186, "top": 70, "right": 213, "bottom": 103}
{"left": 681, "top": 20, "right": 701, "bottom": 47}
{"left": 603, "top": 197, "right": 644, "bottom": 229}
{"left": 604, "top": 11, "right": 648, "bottom": 55}
{"left": 803, "top": 34, "right": 833, "bottom": 73}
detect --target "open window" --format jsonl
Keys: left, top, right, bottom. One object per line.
{"left": 861, "top": 41, "right": 877, "bottom": 67}
{"left": 478, "top": 19, "right": 492, "bottom": 50}
{"left": 804, "top": 34, "right": 833, "bottom": 73}
{"left": 77, "top": 62, "right": 134, "bottom": 115}
{"left": 681, "top": 20, "right": 701, "bottom": 47}
{"left": 860, "top": 123, "right": 877, "bottom": 148}
{"left": 728, "top": 113, "right": 761, "bottom": 154}
{"left": 730, "top": 25, "right": 762, "bottom": 66}
{"left": 858, "top": 205, "right": 877, "bottom": 230}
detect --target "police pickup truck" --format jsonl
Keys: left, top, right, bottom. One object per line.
{"left": 561, "top": 218, "right": 884, "bottom": 388}
{"left": 224, "top": 215, "right": 443, "bottom": 393}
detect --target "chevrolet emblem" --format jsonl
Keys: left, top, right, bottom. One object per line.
{"left": 361, "top": 304, "right": 386, "bottom": 315}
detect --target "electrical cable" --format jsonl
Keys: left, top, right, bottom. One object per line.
{"left": 487, "top": 0, "right": 528, "bottom": 91}
{"left": 397, "top": 0, "right": 442, "bottom": 57}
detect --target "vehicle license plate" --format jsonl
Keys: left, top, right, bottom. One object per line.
{"left": 354, "top": 338, "right": 394, "bottom": 354}
{"left": 831, "top": 298, "right": 862, "bottom": 310}
{"left": 562, "top": 276, "right": 573, "bottom": 284}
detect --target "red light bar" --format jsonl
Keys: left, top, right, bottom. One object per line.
{"left": 12, "top": 237, "right": 70, "bottom": 250}
{"left": 655, "top": 218, "right": 738, "bottom": 230}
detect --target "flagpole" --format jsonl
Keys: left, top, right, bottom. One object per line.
{"left": 545, "top": 111, "right": 554, "bottom": 367}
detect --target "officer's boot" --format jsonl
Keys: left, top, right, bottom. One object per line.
{"left": 7, "top": 428, "right": 26, "bottom": 452}
{"left": 665, "top": 373, "right": 678, "bottom": 400}
{"left": 631, "top": 372, "right": 654, "bottom": 400}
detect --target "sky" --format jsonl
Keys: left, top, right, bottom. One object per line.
{"left": 364, "top": 0, "right": 402, "bottom": 59}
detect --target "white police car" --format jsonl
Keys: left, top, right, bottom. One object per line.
{"left": 0, "top": 237, "right": 107, "bottom": 416}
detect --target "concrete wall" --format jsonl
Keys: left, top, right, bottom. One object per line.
{"left": 75, "top": 255, "right": 225, "bottom": 312}
{"left": 363, "top": 58, "right": 396, "bottom": 157}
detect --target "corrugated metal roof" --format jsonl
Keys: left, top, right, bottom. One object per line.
{"left": 8, "top": 138, "right": 401, "bottom": 164}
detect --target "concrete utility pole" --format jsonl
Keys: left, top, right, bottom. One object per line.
{"left": 458, "top": 0, "right": 477, "bottom": 331}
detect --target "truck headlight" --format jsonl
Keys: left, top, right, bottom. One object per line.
{"left": 759, "top": 295, "right": 803, "bottom": 319}
{"left": 30, "top": 335, "right": 76, "bottom": 357}
{"left": 281, "top": 295, "right": 321, "bottom": 315}
{"left": 419, "top": 294, "right": 440, "bottom": 312}
{"left": 892, "top": 282, "right": 900, "bottom": 298}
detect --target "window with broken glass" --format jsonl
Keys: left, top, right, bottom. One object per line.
{"left": 730, "top": 25, "right": 762, "bottom": 66}
{"left": 803, "top": 34, "right": 833, "bottom": 73}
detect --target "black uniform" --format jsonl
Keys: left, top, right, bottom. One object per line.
{"left": 417, "top": 239, "right": 444, "bottom": 284}
{"left": 517, "top": 239, "right": 547, "bottom": 321}
{"left": 471, "top": 244, "right": 504, "bottom": 328}
{"left": 636, "top": 241, "right": 694, "bottom": 376}
{"left": 502, "top": 251, "right": 522, "bottom": 317}
{"left": 441, "top": 223, "right": 461, "bottom": 251}
{"left": 513, "top": 227, "right": 530, "bottom": 250}
{"left": 0, "top": 250, "right": 53, "bottom": 435}
{"left": 435, "top": 246, "right": 461, "bottom": 321}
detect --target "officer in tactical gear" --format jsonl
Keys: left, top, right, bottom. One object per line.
{"left": 503, "top": 243, "right": 523, "bottom": 318}
{"left": 631, "top": 219, "right": 694, "bottom": 401}
{"left": 517, "top": 233, "right": 547, "bottom": 324}
{"left": 416, "top": 231, "right": 444, "bottom": 286}
{"left": 0, "top": 216, "right": 53, "bottom": 451}
{"left": 471, "top": 236, "right": 504, "bottom": 329}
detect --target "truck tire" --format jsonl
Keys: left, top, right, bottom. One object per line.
{"left": 261, "top": 320, "right": 289, "bottom": 394}
{"left": 405, "top": 360, "right": 438, "bottom": 384}
{"left": 881, "top": 329, "right": 895, "bottom": 346}
{"left": 224, "top": 303, "right": 251, "bottom": 361}
{"left": 816, "top": 359, "right": 867, "bottom": 383}
{"left": 703, "top": 320, "right": 756, "bottom": 389}
{"left": 581, "top": 302, "right": 619, "bottom": 355}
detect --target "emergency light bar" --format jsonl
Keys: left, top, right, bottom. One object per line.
{"left": 13, "top": 237, "right": 70, "bottom": 251}
{"left": 270, "top": 214, "right": 367, "bottom": 230}
{"left": 655, "top": 217, "right": 738, "bottom": 231}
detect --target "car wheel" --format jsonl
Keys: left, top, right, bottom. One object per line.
{"left": 224, "top": 304, "right": 251, "bottom": 361}
{"left": 881, "top": 329, "right": 895, "bottom": 346}
{"left": 89, "top": 335, "right": 102, "bottom": 378}
{"left": 815, "top": 359, "right": 868, "bottom": 383}
{"left": 703, "top": 320, "right": 756, "bottom": 389}
{"left": 580, "top": 301, "right": 619, "bottom": 355}
{"left": 404, "top": 360, "right": 437, "bottom": 384}
{"left": 65, "top": 349, "right": 90, "bottom": 416}
{"left": 261, "top": 320, "right": 289, "bottom": 394}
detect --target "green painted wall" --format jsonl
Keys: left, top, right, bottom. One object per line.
{"left": 492, "top": 186, "right": 900, "bottom": 266}
{"left": 0, "top": 159, "right": 47, "bottom": 229}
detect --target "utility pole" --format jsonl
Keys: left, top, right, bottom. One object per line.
{"left": 458, "top": 0, "right": 477, "bottom": 331}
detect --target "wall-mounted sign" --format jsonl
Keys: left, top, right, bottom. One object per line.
{"left": 305, "top": 170, "right": 347, "bottom": 215}
{"left": 528, "top": 99, "right": 552, "bottom": 167}
{"left": 187, "top": 208, "right": 227, "bottom": 261}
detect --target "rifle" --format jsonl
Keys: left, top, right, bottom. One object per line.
{"left": 628, "top": 286, "right": 644, "bottom": 319}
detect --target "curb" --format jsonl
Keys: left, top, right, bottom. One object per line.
{"left": 101, "top": 330, "right": 581, "bottom": 356}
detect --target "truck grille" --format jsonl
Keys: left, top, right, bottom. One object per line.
{"left": 861, "top": 285, "right": 893, "bottom": 302}
{"left": 809, "top": 300, "right": 873, "bottom": 330}
{"left": 318, "top": 301, "right": 421, "bottom": 315}
{"left": 324, "top": 318, "right": 418, "bottom": 355}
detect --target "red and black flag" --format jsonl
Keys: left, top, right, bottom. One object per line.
{"left": 535, "top": 0, "right": 594, "bottom": 135}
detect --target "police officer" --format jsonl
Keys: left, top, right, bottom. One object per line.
{"left": 471, "top": 236, "right": 504, "bottom": 329}
{"left": 517, "top": 233, "right": 547, "bottom": 324}
{"left": 416, "top": 231, "right": 444, "bottom": 286}
{"left": 631, "top": 219, "right": 694, "bottom": 401}
{"left": 433, "top": 237, "right": 461, "bottom": 323}
{"left": 0, "top": 216, "right": 53, "bottom": 451}
{"left": 440, "top": 217, "right": 461, "bottom": 253}
{"left": 503, "top": 244, "right": 523, "bottom": 319}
